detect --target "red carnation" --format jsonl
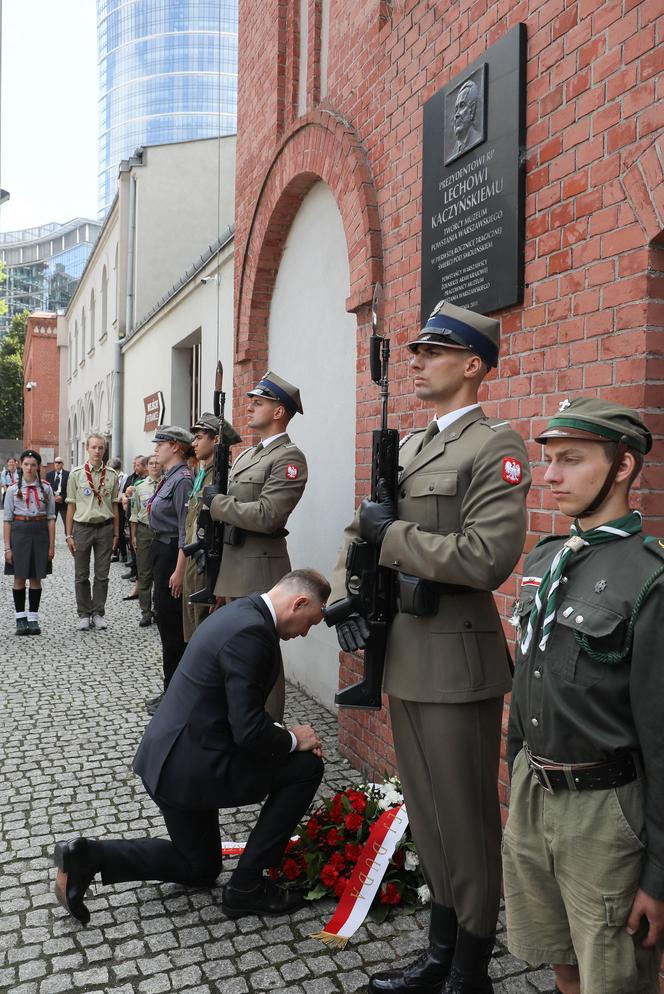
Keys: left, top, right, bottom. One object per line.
{"left": 391, "top": 848, "right": 405, "bottom": 869}
{"left": 306, "top": 817, "right": 320, "bottom": 839}
{"left": 380, "top": 882, "right": 402, "bottom": 905}
{"left": 344, "top": 812, "right": 363, "bottom": 833}
{"left": 344, "top": 842, "right": 362, "bottom": 863}
{"left": 282, "top": 858, "right": 301, "bottom": 881}
{"left": 347, "top": 790, "right": 367, "bottom": 814}
{"left": 326, "top": 827, "right": 343, "bottom": 848}
{"left": 320, "top": 862, "right": 340, "bottom": 888}
{"left": 330, "top": 799, "right": 344, "bottom": 824}
{"left": 329, "top": 851, "right": 346, "bottom": 871}
{"left": 286, "top": 838, "right": 301, "bottom": 853}
{"left": 334, "top": 876, "right": 349, "bottom": 898}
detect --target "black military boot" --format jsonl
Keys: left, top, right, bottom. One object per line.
{"left": 441, "top": 927, "right": 494, "bottom": 993}
{"left": 368, "top": 903, "right": 457, "bottom": 993}
{"left": 53, "top": 837, "right": 101, "bottom": 925}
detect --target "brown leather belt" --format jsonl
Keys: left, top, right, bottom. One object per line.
{"left": 75, "top": 518, "right": 113, "bottom": 528}
{"left": 13, "top": 514, "right": 47, "bottom": 522}
{"left": 524, "top": 744, "right": 639, "bottom": 793}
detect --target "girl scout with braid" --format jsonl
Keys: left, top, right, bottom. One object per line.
{"left": 3, "top": 449, "right": 56, "bottom": 634}
{"left": 504, "top": 398, "right": 664, "bottom": 994}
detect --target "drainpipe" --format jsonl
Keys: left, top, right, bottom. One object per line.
{"left": 113, "top": 172, "right": 137, "bottom": 460}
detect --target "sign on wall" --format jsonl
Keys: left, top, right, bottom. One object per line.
{"left": 143, "top": 391, "right": 165, "bottom": 432}
{"left": 421, "top": 24, "right": 526, "bottom": 319}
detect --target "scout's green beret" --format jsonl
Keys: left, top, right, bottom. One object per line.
{"left": 152, "top": 425, "right": 194, "bottom": 446}
{"left": 190, "top": 412, "right": 242, "bottom": 446}
{"left": 408, "top": 299, "right": 500, "bottom": 369}
{"left": 536, "top": 398, "right": 652, "bottom": 455}
{"left": 247, "top": 370, "right": 303, "bottom": 416}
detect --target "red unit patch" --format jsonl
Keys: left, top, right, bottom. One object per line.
{"left": 286, "top": 464, "right": 299, "bottom": 480}
{"left": 502, "top": 457, "right": 522, "bottom": 485}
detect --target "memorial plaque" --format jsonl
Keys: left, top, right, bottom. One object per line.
{"left": 421, "top": 24, "right": 526, "bottom": 319}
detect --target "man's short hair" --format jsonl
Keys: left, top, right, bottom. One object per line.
{"left": 276, "top": 568, "right": 331, "bottom": 603}
{"left": 138, "top": 456, "right": 148, "bottom": 468}
{"left": 86, "top": 432, "right": 106, "bottom": 446}
{"left": 109, "top": 457, "right": 122, "bottom": 470}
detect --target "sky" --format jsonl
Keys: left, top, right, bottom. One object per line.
{"left": 0, "top": 0, "right": 99, "bottom": 232}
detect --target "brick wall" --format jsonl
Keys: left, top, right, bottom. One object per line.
{"left": 234, "top": 0, "right": 664, "bottom": 783}
{"left": 23, "top": 313, "right": 60, "bottom": 470}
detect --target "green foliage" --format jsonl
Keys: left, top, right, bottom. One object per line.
{"left": 0, "top": 262, "right": 7, "bottom": 316}
{"left": 0, "top": 310, "right": 28, "bottom": 438}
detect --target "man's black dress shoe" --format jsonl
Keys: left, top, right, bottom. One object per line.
{"left": 139, "top": 613, "right": 152, "bottom": 627}
{"left": 122, "top": 569, "right": 137, "bottom": 580}
{"left": 441, "top": 928, "right": 494, "bottom": 994}
{"left": 222, "top": 878, "right": 305, "bottom": 919}
{"left": 146, "top": 693, "right": 163, "bottom": 715}
{"left": 123, "top": 593, "right": 138, "bottom": 601}
{"left": 368, "top": 903, "right": 457, "bottom": 993}
{"left": 54, "top": 838, "right": 97, "bottom": 924}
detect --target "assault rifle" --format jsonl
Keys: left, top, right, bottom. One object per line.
{"left": 323, "top": 284, "right": 399, "bottom": 709}
{"left": 184, "top": 361, "right": 241, "bottom": 604}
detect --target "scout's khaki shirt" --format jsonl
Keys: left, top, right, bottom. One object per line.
{"left": 66, "top": 464, "right": 119, "bottom": 523}
{"left": 131, "top": 476, "right": 159, "bottom": 527}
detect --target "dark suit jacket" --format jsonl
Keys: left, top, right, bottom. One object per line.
{"left": 45, "top": 469, "right": 69, "bottom": 498}
{"left": 133, "top": 594, "right": 293, "bottom": 810}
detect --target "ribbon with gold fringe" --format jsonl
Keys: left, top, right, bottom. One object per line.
{"left": 310, "top": 804, "right": 409, "bottom": 949}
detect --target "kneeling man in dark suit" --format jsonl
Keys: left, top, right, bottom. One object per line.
{"left": 53, "top": 568, "right": 329, "bottom": 924}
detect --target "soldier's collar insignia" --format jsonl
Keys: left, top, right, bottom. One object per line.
{"left": 558, "top": 399, "right": 571, "bottom": 411}
{"left": 594, "top": 579, "right": 607, "bottom": 593}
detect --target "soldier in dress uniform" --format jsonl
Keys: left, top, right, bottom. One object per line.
{"left": 503, "top": 399, "right": 664, "bottom": 994}
{"left": 329, "top": 301, "right": 531, "bottom": 994}
{"left": 65, "top": 433, "right": 120, "bottom": 632}
{"left": 182, "top": 413, "right": 241, "bottom": 642}
{"left": 204, "top": 371, "right": 308, "bottom": 722}
{"left": 147, "top": 426, "right": 193, "bottom": 714}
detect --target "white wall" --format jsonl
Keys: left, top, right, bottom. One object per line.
{"left": 121, "top": 245, "right": 235, "bottom": 460}
{"left": 268, "top": 182, "right": 357, "bottom": 710}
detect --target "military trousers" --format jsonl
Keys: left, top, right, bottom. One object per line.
{"left": 182, "top": 554, "right": 209, "bottom": 643}
{"left": 150, "top": 538, "right": 186, "bottom": 690}
{"left": 72, "top": 520, "right": 114, "bottom": 618}
{"left": 135, "top": 523, "right": 154, "bottom": 616}
{"left": 389, "top": 694, "right": 503, "bottom": 937}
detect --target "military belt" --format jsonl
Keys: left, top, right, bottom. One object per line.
{"left": 524, "top": 743, "right": 639, "bottom": 793}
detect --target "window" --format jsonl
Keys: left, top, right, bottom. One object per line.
{"left": 101, "top": 265, "right": 108, "bottom": 337}
{"left": 89, "top": 289, "right": 96, "bottom": 349}
{"left": 81, "top": 308, "right": 86, "bottom": 360}
{"left": 190, "top": 342, "right": 201, "bottom": 426}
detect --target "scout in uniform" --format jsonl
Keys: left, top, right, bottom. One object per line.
{"left": 3, "top": 449, "right": 56, "bottom": 635}
{"left": 65, "top": 433, "right": 119, "bottom": 631}
{"left": 147, "top": 426, "right": 193, "bottom": 714}
{"left": 503, "top": 399, "right": 664, "bottom": 994}
{"left": 330, "top": 301, "right": 531, "bottom": 994}
{"left": 204, "top": 371, "right": 308, "bottom": 721}
{"left": 182, "top": 413, "right": 242, "bottom": 642}
{"left": 129, "top": 454, "right": 161, "bottom": 628}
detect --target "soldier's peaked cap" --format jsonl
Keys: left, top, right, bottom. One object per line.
{"left": 152, "top": 425, "right": 194, "bottom": 446}
{"left": 191, "top": 412, "right": 242, "bottom": 446}
{"left": 536, "top": 397, "right": 652, "bottom": 454}
{"left": 408, "top": 300, "right": 500, "bottom": 369}
{"left": 247, "top": 371, "right": 303, "bottom": 416}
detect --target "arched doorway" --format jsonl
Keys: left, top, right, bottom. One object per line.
{"left": 268, "top": 182, "right": 357, "bottom": 707}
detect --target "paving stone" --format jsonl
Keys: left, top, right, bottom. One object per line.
{"left": 0, "top": 546, "right": 553, "bottom": 994}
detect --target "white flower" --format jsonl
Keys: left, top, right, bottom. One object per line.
{"left": 405, "top": 850, "right": 419, "bottom": 871}
{"left": 417, "top": 884, "right": 431, "bottom": 904}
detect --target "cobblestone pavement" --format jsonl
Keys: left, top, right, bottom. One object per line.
{"left": 1, "top": 545, "right": 554, "bottom": 994}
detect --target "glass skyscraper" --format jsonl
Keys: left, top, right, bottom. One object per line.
{"left": 0, "top": 220, "right": 101, "bottom": 337}
{"left": 97, "top": 0, "right": 238, "bottom": 215}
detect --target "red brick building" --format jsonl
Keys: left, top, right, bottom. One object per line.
{"left": 23, "top": 312, "right": 60, "bottom": 470}
{"left": 231, "top": 1, "right": 663, "bottom": 787}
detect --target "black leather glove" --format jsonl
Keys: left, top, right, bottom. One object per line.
{"left": 202, "top": 485, "right": 220, "bottom": 508}
{"left": 336, "top": 613, "right": 371, "bottom": 653}
{"left": 359, "top": 478, "right": 397, "bottom": 547}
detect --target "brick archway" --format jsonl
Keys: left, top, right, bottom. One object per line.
{"left": 234, "top": 110, "right": 382, "bottom": 405}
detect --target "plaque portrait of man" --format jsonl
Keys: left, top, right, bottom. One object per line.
{"left": 444, "top": 65, "right": 486, "bottom": 165}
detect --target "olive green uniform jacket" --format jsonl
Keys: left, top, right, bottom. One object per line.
{"left": 210, "top": 434, "right": 308, "bottom": 598}
{"left": 182, "top": 462, "right": 214, "bottom": 642}
{"left": 508, "top": 532, "right": 664, "bottom": 900}
{"left": 330, "top": 407, "right": 532, "bottom": 702}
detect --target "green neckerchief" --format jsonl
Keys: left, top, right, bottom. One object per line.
{"left": 191, "top": 466, "right": 207, "bottom": 497}
{"left": 520, "top": 510, "right": 642, "bottom": 655}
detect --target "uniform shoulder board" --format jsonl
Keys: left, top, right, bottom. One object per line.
{"left": 399, "top": 429, "right": 423, "bottom": 448}
{"left": 643, "top": 535, "right": 664, "bottom": 560}
{"left": 482, "top": 417, "right": 513, "bottom": 432}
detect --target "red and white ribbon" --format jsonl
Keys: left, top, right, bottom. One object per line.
{"left": 311, "top": 804, "right": 409, "bottom": 948}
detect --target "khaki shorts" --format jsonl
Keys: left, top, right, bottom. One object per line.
{"left": 502, "top": 750, "right": 660, "bottom": 994}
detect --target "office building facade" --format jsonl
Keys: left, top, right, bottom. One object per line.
{"left": 97, "top": 0, "right": 238, "bottom": 215}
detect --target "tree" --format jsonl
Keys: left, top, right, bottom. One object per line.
{"left": 0, "top": 310, "right": 28, "bottom": 438}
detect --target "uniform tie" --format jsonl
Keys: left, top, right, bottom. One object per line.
{"left": 520, "top": 510, "right": 643, "bottom": 655}
{"left": 420, "top": 421, "right": 439, "bottom": 450}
